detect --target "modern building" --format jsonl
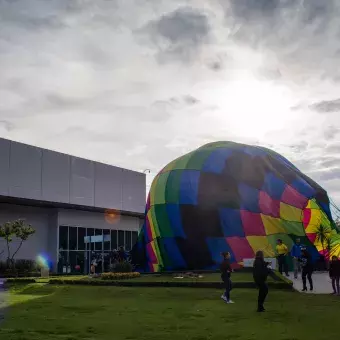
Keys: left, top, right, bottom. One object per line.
{"left": 0, "top": 138, "right": 146, "bottom": 273}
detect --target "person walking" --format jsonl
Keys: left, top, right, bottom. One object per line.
{"left": 276, "top": 239, "right": 289, "bottom": 277}
{"left": 220, "top": 252, "right": 234, "bottom": 304}
{"left": 329, "top": 256, "right": 340, "bottom": 295}
{"left": 300, "top": 248, "right": 313, "bottom": 292}
{"left": 253, "top": 250, "right": 271, "bottom": 312}
{"left": 291, "top": 238, "right": 304, "bottom": 279}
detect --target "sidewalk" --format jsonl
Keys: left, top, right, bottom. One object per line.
{"left": 0, "top": 279, "right": 8, "bottom": 323}
{"left": 291, "top": 272, "right": 334, "bottom": 294}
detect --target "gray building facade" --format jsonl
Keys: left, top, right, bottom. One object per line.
{"left": 0, "top": 138, "right": 146, "bottom": 273}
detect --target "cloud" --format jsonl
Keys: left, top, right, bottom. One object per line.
{"left": 1, "top": 0, "right": 340, "bottom": 207}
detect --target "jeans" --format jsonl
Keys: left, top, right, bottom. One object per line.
{"left": 331, "top": 276, "right": 340, "bottom": 294}
{"left": 302, "top": 269, "right": 313, "bottom": 290}
{"left": 278, "top": 255, "right": 289, "bottom": 276}
{"left": 223, "top": 277, "right": 232, "bottom": 301}
{"left": 257, "top": 282, "right": 268, "bottom": 311}
{"left": 293, "top": 257, "right": 301, "bottom": 278}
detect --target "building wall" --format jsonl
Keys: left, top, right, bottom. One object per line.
{"left": 0, "top": 203, "right": 51, "bottom": 261}
{"left": 58, "top": 209, "right": 141, "bottom": 231}
{"left": 0, "top": 203, "right": 143, "bottom": 271}
{"left": 0, "top": 138, "right": 146, "bottom": 213}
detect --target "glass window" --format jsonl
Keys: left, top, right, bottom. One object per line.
{"left": 111, "top": 230, "right": 117, "bottom": 250}
{"left": 103, "top": 229, "right": 110, "bottom": 251}
{"left": 125, "top": 231, "right": 132, "bottom": 251}
{"left": 132, "top": 231, "right": 138, "bottom": 247}
{"left": 87, "top": 228, "right": 94, "bottom": 251}
{"left": 95, "top": 229, "right": 103, "bottom": 251}
{"left": 59, "top": 226, "right": 68, "bottom": 250}
{"left": 118, "top": 230, "right": 125, "bottom": 248}
{"left": 78, "top": 227, "right": 86, "bottom": 250}
{"left": 69, "top": 227, "right": 77, "bottom": 250}
{"left": 58, "top": 251, "right": 68, "bottom": 273}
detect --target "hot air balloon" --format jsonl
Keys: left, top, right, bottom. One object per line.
{"left": 133, "top": 141, "right": 340, "bottom": 272}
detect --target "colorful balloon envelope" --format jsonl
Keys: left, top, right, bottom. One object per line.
{"left": 133, "top": 141, "right": 340, "bottom": 272}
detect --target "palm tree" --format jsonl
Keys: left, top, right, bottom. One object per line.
{"left": 315, "top": 225, "right": 331, "bottom": 269}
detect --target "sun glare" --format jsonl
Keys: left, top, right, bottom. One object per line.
{"left": 198, "top": 74, "right": 297, "bottom": 140}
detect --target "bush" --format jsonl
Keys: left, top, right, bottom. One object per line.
{"left": 113, "top": 261, "right": 133, "bottom": 273}
{"left": 6, "top": 278, "right": 36, "bottom": 283}
{"left": 101, "top": 272, "right": 140, "bottom": 280}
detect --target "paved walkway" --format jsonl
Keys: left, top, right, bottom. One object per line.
{"left": 0, "top": 280, "right": 8, "bottom": 323}
{"left": 291, "top": 272, "right": 334, "bottom": 294}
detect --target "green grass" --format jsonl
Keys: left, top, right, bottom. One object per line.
{"left": 1, "top": 284, "right": 339, "bottom": 340}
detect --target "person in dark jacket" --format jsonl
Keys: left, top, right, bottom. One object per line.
{"left": 253, "top": 251, "right": 271, "bottom": 312}
{"left": 299, "top": 248, "right": 313, "bottom": 292}
{"left": 329, "top": 256, "right": 340, "bottom": 295}
{"left": 220, "top": 252, "right": 234, "bottom": 304}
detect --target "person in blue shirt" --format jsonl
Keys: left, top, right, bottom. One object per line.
{"left": 291, "top": 238, "right": 304, "bottom": 279}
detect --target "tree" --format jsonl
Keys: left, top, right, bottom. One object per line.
{"left": 0, "top": 219, "right": 35, "bottom": 266}
{"left": 315, "top": 225, "right": 331, "bottom": 261}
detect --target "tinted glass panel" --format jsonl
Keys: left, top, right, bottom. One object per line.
{"left": 59, "top": 226, "right": 68, "bottom": 250}
{"left": 78, "top": 227, "right": 86, "bottom": 250}
{"left": 118, "top": 230, "right": 125, "bottom": 248}
{"left": 125, "top": 231, "right": 132, "bottom": 251}
{"left": 69, "top": 227, "right": 77, "bottom": 250}
{"left": 111, "top": 230, "right": 117, "bottom": 250}
{"left": 95, "top": 229, "right": 103, "bottom": 251}
{"left": 103, "top": 229, "right": 110, "bottom": 251}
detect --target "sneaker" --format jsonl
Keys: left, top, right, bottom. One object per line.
{"left": 227, "top": 300, "right": 234, "bottom": 304}
{"left": 221, "top": 295, "right": 227, "bottom": 302}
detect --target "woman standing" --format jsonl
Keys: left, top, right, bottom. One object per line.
{"left": 220, "top": 252, "right": 234, "bottom": 304}
{"left": 300, "top": 248, "right": 313, "bottom": 292}
{"left": 253, "top": 251, "right": 271, "bottom": 312}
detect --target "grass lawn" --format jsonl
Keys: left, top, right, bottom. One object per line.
{"left": 1, "top": 284, "right": 339, "bottom": 340}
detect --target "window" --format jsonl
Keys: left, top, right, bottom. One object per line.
{"left": 103, "top": 229, "right": 110, "bottom": 251}
{"left": 95, "top": 229, "right": 103, "bottom": 251}
{"left": 111, "top": 230, "right": 117, "bottom": 250}
{"left": 59, "top": 226, "right": 68, "bottom": 250}
{"left": 78, "top": 227, "right": 86, "bottom": 250}
{"left": 69, "top": 227, "right": 77, "bottom": 250}
{"left": 125, "top": 231, "right": 132, "bottom": 251}
{"left": 132, "top": 231, "right": 138, "bottom": 247}
{"left": 118, "top": 230, "right": 125, "bottom": 248}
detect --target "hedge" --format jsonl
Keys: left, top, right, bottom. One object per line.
{"left": 101, "top": 272, "right": 140, "bottom": 280}
{"left": 6, "top": 278, "right": 37, "bottom": 283}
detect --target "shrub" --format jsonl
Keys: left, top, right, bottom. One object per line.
{"left": 6, "top": 278, "right": 36, "bottom": 283}
{"left": 101, "top": 272, "right": 140, "bottom": 280}
{"left": 113, "top": 261, "right": 133, "bottom": 273}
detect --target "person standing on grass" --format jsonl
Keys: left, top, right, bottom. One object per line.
{"left": 299, "top": 248, "right": 313, "bottom": 292}
{"left": 220, "top": 252, "right": 234, "bottom": 304}
{"left": 276, "top": 239, "right": 289, "bottom": 277}
{"left": 329, "top": 256, "right": 340, "bottom": 295}
{"left": 253, "top": 251, "right": 271, "bottom": 312}
{"left": 291, "top": 238, "right": 304, "bottom": 279}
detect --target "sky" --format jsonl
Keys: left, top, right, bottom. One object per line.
{"left": 1, "top": 0, "right": 340, "bottom": 207}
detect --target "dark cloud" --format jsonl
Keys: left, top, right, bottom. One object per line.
{"left": 153, "top": 8, "right": 209, "bottom": 44}
{"left": 144, "top": 7, "right": 210, "bottom": 61}
{"left": 310, "top": 99, "right": 340, "bottom": 113}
